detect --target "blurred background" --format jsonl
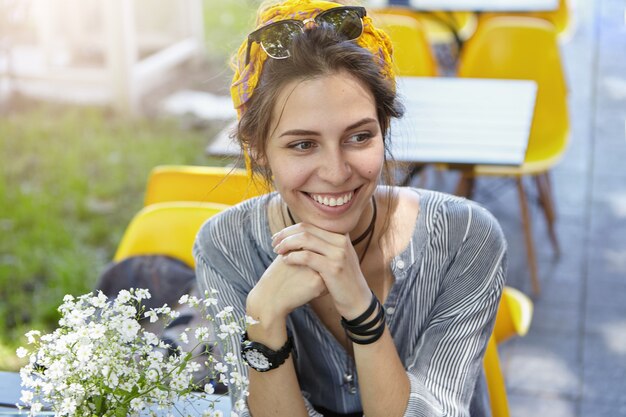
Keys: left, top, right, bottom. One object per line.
{"left": 1, "top": 0, "right": 625, "bottom": 416}
{"left": 0, "top": 0, "right": 260, "bottom": 369}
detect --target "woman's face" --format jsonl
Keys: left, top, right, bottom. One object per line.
{"left": 261, "top": 70, "right": 384, "bottom": 235}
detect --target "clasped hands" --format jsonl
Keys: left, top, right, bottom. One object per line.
{"left": 248, "top": 221, "right": 373, "bottom": 327}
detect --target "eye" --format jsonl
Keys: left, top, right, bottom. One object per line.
{"left": 346, "top": 132, "right": 373, "bottom": 144}
{"left": 288, "top": 141, "right": 316, "bottom": 151}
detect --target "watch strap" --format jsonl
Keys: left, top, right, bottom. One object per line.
{"left": 241, "top": 332, "right": 293, "bottom": 372}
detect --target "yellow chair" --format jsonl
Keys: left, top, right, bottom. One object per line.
{"left": 484, "top": 286, "right": 534, "bottom": 417}
{"left": 143, "top": 165, "right": 271, "bottom": 207}
{"left": 478, "top": 0, "right": 572, "bottom": 37}
{"left": 114, "top": 201, "right": 229, "bottom": 268}
{"left": 453, "top": 17, "right": 569, "bottom": 295}
{"left": 418, "top": 11, "right": 477, "bottom": 45}
{"left": 369, "top": 10, "right": 438, "bottom": 77}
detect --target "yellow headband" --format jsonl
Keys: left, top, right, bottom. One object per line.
{"left": 230, "top": 0, "right": 395, "bottom": 119}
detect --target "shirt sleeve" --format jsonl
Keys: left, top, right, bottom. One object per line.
{"left": 194, "top": 216, "right": 324, "bottom": 417}
{"left": 402, "top": 200, "right": 507, "bottom": 417}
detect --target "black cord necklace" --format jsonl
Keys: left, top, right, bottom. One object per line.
{"left": 285, "top": 196, "right": 378, "bottom": 396}
{"left": 286, "top": 196, "right": 377, "bottom": 263}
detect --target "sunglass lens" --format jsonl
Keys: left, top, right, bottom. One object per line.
{"left": 259, "top": 21, "right": 302, "bottom": 59}
{"left": 317, "top": 9, "right": 363, "bottom": 40}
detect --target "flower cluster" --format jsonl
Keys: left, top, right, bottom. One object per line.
{"left": 17, "top": 288, "right": 252, "bottom": 417}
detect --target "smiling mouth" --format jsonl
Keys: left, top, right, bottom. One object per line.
{"left": 308, "top": 190, "right": 355, "bottom": 207}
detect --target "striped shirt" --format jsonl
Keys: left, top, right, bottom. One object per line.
{"left": 194, "top": 188, "right": 507, "bottom": 417}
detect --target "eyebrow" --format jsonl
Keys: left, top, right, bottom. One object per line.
{"left": 278, "top": 117, "right": 378, "bottom": 138}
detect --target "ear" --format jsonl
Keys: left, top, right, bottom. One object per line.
{"left": 247, "top": 146, "right": 267, "bottom": 167}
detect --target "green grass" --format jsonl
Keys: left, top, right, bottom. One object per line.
{"left": 0, "top": 103, "right": 227, "bottom": 370}
{"left": 204, "top": 0, "right": 259, "bottom": 62}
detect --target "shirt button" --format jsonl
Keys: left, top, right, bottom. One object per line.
{"left": 386, "top": 307, "right": 395, "bottom": 315}
{"left": 396, "top": 260, "right": 405, "bottom": 270}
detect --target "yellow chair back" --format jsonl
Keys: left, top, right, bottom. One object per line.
{"left": 458, "top": 16, "right": 569, "bottom": 170}
{"left": 144, "top": 165, "right": 270, "bottom": 207}
{"left": 479, "top": 0, "right": 571, "bottom": 35}
{"left": 370, "top": 10, "right": 438, "bottom": 77}
{"left": 493, "top": 286, "right": 533, "bottom": 343}
{"left": 484, "top": 286, "right": 534, "bottom": 417}
{"left": 114, "top": 201, "right": 229, "bottom": 268}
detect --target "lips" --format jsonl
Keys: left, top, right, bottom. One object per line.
{"left": 309, "top": 191, "right": 354, "bottom": 207}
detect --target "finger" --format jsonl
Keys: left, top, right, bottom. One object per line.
{"left": 274, "top": 228, "right": 351, "bottom": 257}
{"left": 282, "top": 248, "right": 354, "bottom": 282}
{"left": 272, "top": 222, "right": 345, "bottom": 248}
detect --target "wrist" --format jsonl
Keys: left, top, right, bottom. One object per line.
{"left": 246, "top": 291, "right": 289, "bottom": 350}
{"left": 338, "top": 287, "right": 375, "bottom": 321}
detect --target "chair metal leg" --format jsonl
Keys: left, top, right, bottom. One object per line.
{"left": 516, "top": 178, "right": 541, "bottom": 296}
{"left": 535, "top": 172, "right": 560, "bottom": 257}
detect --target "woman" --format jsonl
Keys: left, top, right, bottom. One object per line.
{"left": 194, "top": 1, "right": 506, "bottom": 416}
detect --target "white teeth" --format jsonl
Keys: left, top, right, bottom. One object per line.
{"left": 311, "top": 192, "right": 353, "bottom": 207}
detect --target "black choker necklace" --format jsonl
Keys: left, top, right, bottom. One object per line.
{"left": 286, "top": 196, "right": 377, "bottom": 263}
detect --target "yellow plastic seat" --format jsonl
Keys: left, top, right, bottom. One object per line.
{"left": 418, "top": 11, "right": 477, "bottom": 45}
{"left": 452, "top": 16, "right": 569, "bottom": 295}
{"left": 144, "top": 165, "right": 271, "bottom": 207}
{"left": 373, "top": 7, "right": 476, "bottom": 45}
{"left": 369, "top": 10, "right": 438, "bottom": 77}
{"left": 484, "top": 286, "right": 534, "bottom": 417}
{"left": 114, "top": 201, "right": 228, "bottom": 268}
{"left": 477, "top": 0, "right": 572, "bottom": 37}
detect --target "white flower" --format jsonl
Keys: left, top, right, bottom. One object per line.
{"left": 16, "top": 347, "right": 28, "bottom": 358}
{"left": 25, "top": 330, "right": 40, "bottom": 344}
{"left": 216, "top": 306, "right": 234, "bottom": 319}
{"left": 214, "top": 362, "right": 227, "bottom": 373}
{"left": 204, "top": 297, "right": 218, "bottom": 307}
{"left": 179, "top": 294, "right": 189, "bottom": 304}
{"left": 224, "top": 352, "right": 237, "bottom": 366}
{"left": 234, "top": 400, "right": 246, "bottom": 411}
{"left": 30, "top": 402, "right": 43, "bottom": 414}
{"left": 119, "top": 319, "right": 141, "bottom": 342}
{"left": 229, "top": 371, "right": 248, "bottom": 387}
{"left": 18, "top": 288, "right": 250, "bottom": 417}
{"left": 145, "top": 310, "right": 159, "bottom": 323}
{"left": 75, "top": 343, "right": 92, "bottom": 362}
{"left": 135, "top": 288, "right": 151, "bottom": 300}
{"left": 116, "top": 289, "right": 131, "bottom": 304}
{"left": 195, "top": 327, "right": 211, "bottom": 342}
{"left": 204, "top": 383, "right": 215, "bottom": 394}
{"left": 146, "top": 368, "right": 159, "bottom": 382}
{"left": 19, "top": 390, "right": 33, "bottom": 404}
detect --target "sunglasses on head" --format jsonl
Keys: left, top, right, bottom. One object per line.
{"left": 245, "top": 6, "right": 366, "bottom": 65}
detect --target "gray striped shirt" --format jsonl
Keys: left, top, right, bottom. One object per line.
{"left": 194, "top": 188, "right": 506, "bottom": 417}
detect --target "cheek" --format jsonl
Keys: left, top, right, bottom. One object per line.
{"left": 270, "top": 160, "right": 310, "bottom": 191}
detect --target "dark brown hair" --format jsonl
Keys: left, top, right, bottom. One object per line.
{"left": 235, "top": 24, "right": 405, "bottom": 241}
{"left": 236, "top": 24, "right": 404, "bottom": 184}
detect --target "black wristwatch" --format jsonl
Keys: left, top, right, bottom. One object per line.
{"left": 241, "top": 332, "right": 293, "bottom": 372}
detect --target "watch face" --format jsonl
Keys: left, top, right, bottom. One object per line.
{"left": 244, "top": 348, "right": 271, "bottom": 371}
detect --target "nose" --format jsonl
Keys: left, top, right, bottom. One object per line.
{"left": 317, "top": 148, "right": 352, "bottom": 185}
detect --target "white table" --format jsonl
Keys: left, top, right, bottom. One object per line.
{"left": 391, "top": 76, "right": 536, "bottom": 165}
{"left": 367, "top": 0, "right": 559, "bottom": 12}
{"left": 206, "top": 77, "right": 537, "bottom": 167}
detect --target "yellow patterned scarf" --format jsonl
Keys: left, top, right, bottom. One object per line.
{"left": 230, "top": 0, "right": 395, "bottom": 119}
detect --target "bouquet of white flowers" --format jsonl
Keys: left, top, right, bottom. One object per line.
{"left": 16, "top": 288, "right": 252, "bottom": 417}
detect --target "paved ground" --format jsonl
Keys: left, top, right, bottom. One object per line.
{"left": 419, "top": 1, "right": 626, "bottom": 415}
